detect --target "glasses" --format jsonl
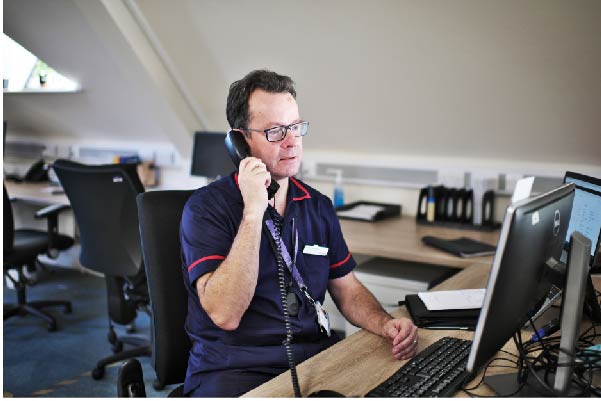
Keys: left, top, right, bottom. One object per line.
{"left": 243, "top": 121, "right": 309, "bottom": 142}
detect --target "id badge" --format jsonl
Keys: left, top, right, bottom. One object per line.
{"left": 314, "top": 301, "right": 331, "bottom": 337}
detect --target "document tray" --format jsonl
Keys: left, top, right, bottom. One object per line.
{"left": 335, "top": 201, "right": 401, "bottom": 222}
{"left": 404, "top": 293, "right": 479, "bottom": 330}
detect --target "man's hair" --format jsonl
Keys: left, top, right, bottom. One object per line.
{"left": 226, "top": 69, "right": 296, "bottom": 130}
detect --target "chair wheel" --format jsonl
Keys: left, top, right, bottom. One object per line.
{"left": 48, "top": 322, "right": 57, "bottom": 332}
{"left": 153, "top": 379, "right": 165, "bottom": 391}
{"left": 92, "top": 366, "right": 105, "bottom": 380}
{"left": 112, "top": 341, "right": 124, "bottom": 353}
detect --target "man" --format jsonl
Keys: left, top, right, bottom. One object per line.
{"left": 180, "top": 70, "right": 418, "bottom": 397}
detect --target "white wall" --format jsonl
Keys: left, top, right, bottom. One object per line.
{"left": 4, "top": 0, "right": 600, "bottom": 213}
{"left": 137, "top": 0, "right": 601, "bottom": 169}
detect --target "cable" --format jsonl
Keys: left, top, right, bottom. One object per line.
{"left": 266, "top": 210, "right": 301, "bottom": 397}
{"left": 512, "top": 319, "right": 601, "bottom": 397}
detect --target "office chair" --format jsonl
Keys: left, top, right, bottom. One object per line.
{"left": 52, "top": 159, "right": 152, "bottom": 380}
{"left": 3, "top": 184, "right": 74, "bottom": 331}
{"left": 118, "top": 190, "right": 193, "bottom": 396}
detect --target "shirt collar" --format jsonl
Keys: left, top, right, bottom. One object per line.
{"left": 232, "top": 174, "right": 311, "bottom": 203}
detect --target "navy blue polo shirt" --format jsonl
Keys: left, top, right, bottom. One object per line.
{"left": 180, "top": 173, "right": 356, "bottom": 394}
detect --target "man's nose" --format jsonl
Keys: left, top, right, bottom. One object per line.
{"left": 281, "top": 129, "right": 298, "bottom": 147}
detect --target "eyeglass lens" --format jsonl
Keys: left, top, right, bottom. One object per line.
{"left": 266, "top": 122, "right": 308, "bottom": 142}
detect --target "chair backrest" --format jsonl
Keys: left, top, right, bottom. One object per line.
{"left": 3, "top": 184, "right": 15, "bottom": 255}
{"left": 137, "top": 190, "right": 193, "bottom": 386}
{"left": 52, "top": 159, "right": 145, "bottom": 277}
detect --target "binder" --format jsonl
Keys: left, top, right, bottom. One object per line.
{"left": 422, "top": 236, "right": 497, "bottom": 258}
{"left": 404, "top": 293, "right": 480, "bottom": 330}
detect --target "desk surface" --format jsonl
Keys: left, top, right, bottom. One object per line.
{"left": 245, "top": 217, "right": 502, "bottom": 397}
{"left": 4, "top": 180, "right": 70, "bottom": 206}
{"left": 244, "top": 265, "right": 600, "bottom": 397}
{"left": 340, "top": 216, "right": 499, "bottom": 269}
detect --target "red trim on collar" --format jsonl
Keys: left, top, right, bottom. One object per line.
{"left": 290, "top": 177, "right": 311, "bottom": 201}
{"left": 234, "top": 174, "right": 310, "bottom": 201}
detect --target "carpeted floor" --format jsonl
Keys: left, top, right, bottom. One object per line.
{"left": 3, "top": 266, "right": 177, "bottom": 397}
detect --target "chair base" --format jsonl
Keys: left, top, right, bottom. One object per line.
{"left": 4, "top": 300, "right": 72, "bottom": 332}
{"left": 92, "top": 344, "right": 152, "bottom": 380}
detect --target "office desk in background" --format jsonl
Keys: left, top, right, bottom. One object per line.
{"left": 4, "top": 180, "right": 70, "bottom": 206}
{"left": 340, "top": 216, "right": 499, "bottom": 269}
{"left": 4, "top": 180, "right": 84, "bottom": 270}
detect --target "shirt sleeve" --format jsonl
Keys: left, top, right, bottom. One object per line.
{"left": 180, "top": 190, "right": 234, "bottom": 285}
{"left": 323, "top": 200, "right": 356, "bottom": 279}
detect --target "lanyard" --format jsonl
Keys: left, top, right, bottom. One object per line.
{"left": 264, "top": 217, "right": 317, "bottom": 306}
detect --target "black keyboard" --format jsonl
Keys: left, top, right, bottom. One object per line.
{"left": 366, "top": 337, "right": 473, "bottom": 397}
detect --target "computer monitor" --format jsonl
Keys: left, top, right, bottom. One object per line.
{"left": 466, "top": 183, "right": 575, "bottom": 376}
{"left": 190, "top": 131, "right": 235, "bottom": 179}
{"left": 554, "top": 231, "right": 592, "bottom": 394}
{"left": 563, "top": 171, "right": 601, "bottom": 262}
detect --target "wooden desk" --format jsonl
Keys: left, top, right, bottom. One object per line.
{"left": 245, "top": 217, "right": 499, "bottom": 397}
{"left": 4, "top": 180, "right": 70, "bottom": 206}
{"left": 244, "top": 265, "right": 600, "bottom": 397}
{"left": 243, "top": 264, "right": 481, "bottom": 397}
{"left": 340, "top": 217, "right": 499, "bottom": 269}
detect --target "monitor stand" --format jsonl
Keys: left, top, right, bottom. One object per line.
{"left": 483, "top": 372, "right": 583, "bottom": 397}
{"left": 485, "top": 231, "right": 593, "bottom": 397}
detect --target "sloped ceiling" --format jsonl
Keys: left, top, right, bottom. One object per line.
{"left": 4, "top": 0, "right": 601, "bottom": 167}
{"left": 3, "top": 0, "right": 193, "bottom": 153}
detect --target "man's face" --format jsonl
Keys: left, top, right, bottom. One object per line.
{"left": 245, "top": 89, "right": 303, "bottom": 181}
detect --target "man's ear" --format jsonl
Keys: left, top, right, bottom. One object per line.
{"left": 241, "top": 131, "right": 254, "bottom": 157}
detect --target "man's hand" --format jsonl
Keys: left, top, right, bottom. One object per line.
{"left": 382, "top": 317, "right": 418, "bottom": 360}
{"left": 238, "top": 157, "right": 271, "bottom": 219}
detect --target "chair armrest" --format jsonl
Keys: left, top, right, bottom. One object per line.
{"left": 35, "top": 204, "right": 71, "bottom": 219}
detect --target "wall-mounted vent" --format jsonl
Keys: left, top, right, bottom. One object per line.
{"left": 307, "top": 162, "right": 438, "bottom": 188}
{"left": 78, "top": 147, "right": 138, "bottom": 160}
{"left": 4, "top": 142, "right": 46, "bottom": 158}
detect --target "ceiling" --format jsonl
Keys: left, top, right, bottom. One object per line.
{"left": 4, "top": 0, "right": 601, "bottom": 169}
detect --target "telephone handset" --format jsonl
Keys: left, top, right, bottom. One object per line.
{"left": 224, "top": 130, "right": 279, "bottom": 200}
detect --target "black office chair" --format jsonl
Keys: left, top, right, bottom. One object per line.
{"left": 3, "top": 184, "right": 74, "bottom": 331}
{"left": 52, "top": 159, "right": 152, "bottom": 380}
{"left": 118, "top": 190, "right": 193, "bottom": 397}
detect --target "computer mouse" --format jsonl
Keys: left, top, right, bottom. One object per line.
{"left": 308, "top": 389, "right": 345, "bottom": 397}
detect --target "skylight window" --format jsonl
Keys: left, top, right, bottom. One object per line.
{"left": 3, "top": 33, "right": 79, "bottom": 92}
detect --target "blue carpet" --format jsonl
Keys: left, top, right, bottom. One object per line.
{"left": 3, "top": 267, "right": 177, "bottom": 397}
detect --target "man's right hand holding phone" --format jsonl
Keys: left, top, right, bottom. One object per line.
{"left": 238, "top": 157, "right": 271, "bottom": 220}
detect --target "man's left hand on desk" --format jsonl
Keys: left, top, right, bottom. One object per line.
{"left": 383, "top": 317, "right": 418, "bottom": 360}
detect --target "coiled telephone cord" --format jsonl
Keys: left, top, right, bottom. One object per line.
{"left": 270, "top": 213, "right": 301, "bottom": 397}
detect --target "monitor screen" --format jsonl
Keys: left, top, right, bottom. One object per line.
{"left": 190, "top": 131, "right": 235, "bottom": 179}
{"left": 466, "top": 183, "right": 575, "bottom": 373}
{"left": 564, "top": 172, "right": 601, "bottom": 258}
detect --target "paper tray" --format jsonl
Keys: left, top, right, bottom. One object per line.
{"left": 335, "top": 201, "right": 401, "bottom": 222}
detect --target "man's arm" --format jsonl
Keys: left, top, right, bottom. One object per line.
{"left": 328, "top": 272, "right": 419, "bottom": 360}
{"left": 195, "top": 157, "right": 270, "bottom": 331}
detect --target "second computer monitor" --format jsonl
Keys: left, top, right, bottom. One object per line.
{"left": 190, "top": 131, "right": 235, "bottom": 179}
{"left": 563, "top": 171, "right": 601, "bottom": 261}
{"left": 466, "top": 183, "right": 575, "bottom": 374}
